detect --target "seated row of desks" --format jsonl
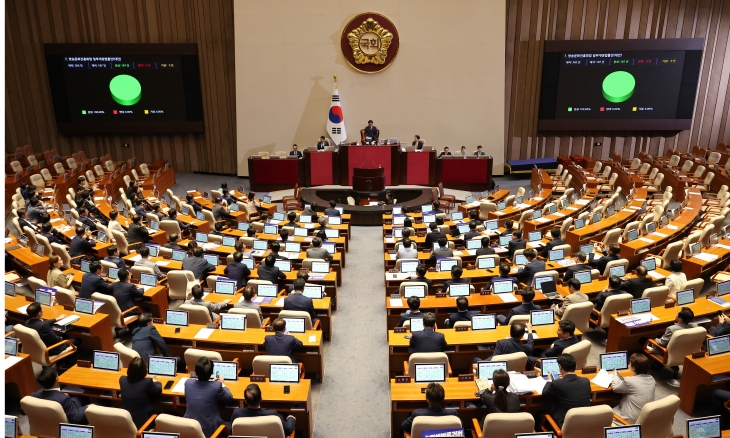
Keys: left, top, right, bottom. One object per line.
{"left": 188, "top": 189, "right": 276, "bottom": 222}
{"left": 56, "top": 365, "right": 315, "bottom": 437}
{"left": 221, "top": 229, "right": 348, "bottom": 265}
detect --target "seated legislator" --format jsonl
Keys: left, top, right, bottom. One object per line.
{"left": 411, "top": 264, "right": 433, "bottom": 289}
{"left": 324, "top": 200, "right": 340, "bottom": 216}
{"left": 134, "top": 199, "right": 148, "bottom": 221}
{"left": 231, "top": 384, "right": 297, "bottom": 436}
{"left": 619, "top": 265, "right": 654, "bottom": 299}
{"left": 482, "top": 263, "right": 513, "bottom": 293}
{"left": 112, "top": 268, "right": 144, "bottom": 314}
{"left": 263, "top": 318, "right": 303, "bottom": 361}
{"left": 33, "top": 367, "right": 90, "bottom": 425}
{"left": 425, "top": 223, "right": 447, "bottom": 250}
{"left": 563, "top": 252, "right": 592, "bottom": 281}
{"left": 104, "top": 246, "right": 126, "bottom": 269}
{"left": 316, "top": 135, "right": 329, "bottom": 150}
{"left": 268, "top": 242, "right": 287, "bottom": 261}
{"left": 47, "top": 255, "right": 73, "bottom": 289}
{"left": 474, "top": 322, "right": 533, "bottom": 363}
{"left": 412, "top": 134, "right": 424, "bottom": 150}
{"left": 283, "top": 278, "right": 316, "bottom": 322}
{"left": 69, "top": 226, "right": 96, "bottom": 258}
{"left": 480, "top": 369, "right": 520, "bottom": 415}
{"left": 541, "top": 353, "right": 591, "bottom": 428}
{"left": 224, "top": 251, "right": 251, "bottom": 290}
{"left": 665, "top": 258, "right": 687, "bottom": 297}
{"left": 397, "top": 238, "right": 418, "bottom": 259}
{"left": 517, "top": 249, "right": 545, "bottom": 285}
{"left": 553, "top": 278, "right": 588, "bottom": 318}
{"left": 652, "top": 307, "right": 697, "bottom": 348}
{"left": 25, "top": 302, "right": 81, "bottom": 355}
{"left": 127, "top": 214, "right": 150, "bottom": 244}
{"left": 409, "top": 312, "right": 447, "bottom": 353}
{"left": 430, "top": 237, "right": 454, "bottom": 262}
{"left": 212, "top": 197, "right": 231, "bottom": 222}
{"left": 40, "top": 222, "right": 64, "bottom": 245}
{"left": 508, "top": 230, "right": 527, "bottom": 260}
{"left": 182, "top": 247, "right": 216, "bottom": 280}
{"left": 257, "top": 254, "right": 287, "bottom": 286}
{"left": 497, "top": 287, "right": 541, "bottom": 326}
{"left": 283, "top": 211, "right": 299, "bottom": 228}
{"left": 301, "top": 202, "right": 318, "bottom": 222}
{"left": 594, "top": 275, "right": 624, "bottom": 311}
{"left": 445, "top": 296, "right": 479, "bottom": 328}
{"left": 438, "top": 147, "right": 452, "bottom": 158}
{"left": 474, "top": 145, "right": 486, "bottom": 156}
{"left": 500, "top": 220, "right": 514, "bottom": 236}
{"left": 164, "top": 233, "right": 186, "bottom": 251}
{"left": 134, "top": 246, "right": 165, "bottom": 279}
{"left": 397, "top": 296, "right": 425, "bottom": 327}
{"left": 80, "top": 261, "right": 113, "bottom": 299}
{"left": 16, "top": 208, "right": 36, "bottom": 233}
{"left": 441, "top": 266, "right": 470, "bottom": 293}
{"left": 476, "top": 237, "right": 496, "bottom": 256}
{"left": 107, "top": 210, "right": 127, "bottom": 242}
{"left": 530, "top": 320, "right": 579, "bottom": 367}
{"left": 76, "top": 207, "right": 100, "bottom": 232}
{"left": 289, "top": 144, "right": 302, "bottom": 158}
{"left": 402, "top": 383, "right": 460, "bottom": 434}
{"left": 610, "top": 353, "right": 655, "bottom": 424}
{"left": 184, "top": 356, "right": 234, "bottom": 437}
{"left": 233, "top": 286, "right": 263, "bottom": 321}
{"left": 132, "top": 313, "right": 173, "bottom": 364}
{"left": 119, "top": 357, "right": 162, "bottom": 429}
{"left": 708, "top": 312, "right": 730, "bottom": 337}
{"left": 590, "top": 243, "right": 621, "bottom": 276}
{"left": 541, "top": 227, "right": 565, "bottom": 258}
{"left": 185, "top": 284, "right": 231, "bottom": 320}
{"left": 185, "top": 193, "right": 203, "bottom": 215}
{"left": 463, "top": 221, "right": 482, "bottom": 241}
{"left": 363, "top": 120, "right": 378, "bottom": 144}
{"left": 305, "top": 237, "right": 332, "bottom": 261}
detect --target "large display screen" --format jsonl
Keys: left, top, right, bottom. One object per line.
{"left": 538, "top": 39, "right": 703, "bottom": 130}
{"left": 44, "top": 44, "right": 204, "bottom": 133}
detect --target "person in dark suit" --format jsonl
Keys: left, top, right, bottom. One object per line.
{"left": 185, "top": 194, "right": 202, "bottom": 215}
{"left": 408, "top": 312, "right": 447, "bottom": 353}
{"left": 438, "top": 147, "right": 452, "bottom": 158}
{"left": 441, "top": 266, "right": 470, "bottom": 293}
{"left": 541, "top": 353, "right": 591, "bottom": 428}
{"left": 430, "top": 237, "right": 454, "bottom": 262}
{"left": 497, "top": 287, "right": 541, "bottom": 325}
{"left": 167, "top": 210, "right": 191, "bottom": 234}
{"left": 119, "top": 357, "right": 162, "bottom": 429}
{"left": 223, "top": 251, "right": 250, "bottom": 290}
{"left": 268, "top": 242, "right": 288, "bottom": 261}
{"left": 39, "top": 222, "right": 64, "bottom": 245}
{"left": 479, "top": 370, "right": 520, "bottom": 418}
{"left": 220, "top": 189, "right": 235, "bottom": 207}
{"left": 257, "top": 254, "right": 287, "bottom": 286}
{"left": 316, "top": 135, "right": 330, "bottom": 150}
{"left": 363, "top": 120, "right": 378, "bottom": 144}
{"left": 563, "top": 252, "right": 592, "bottom": 281}
{"left": 424, "top": 223, "right": 446, "bottom": 250}
{"left": 301, "top": 202, "right": 318, "bottom": 221}
{"left": 517, "top": 249, "right": 545, "bottom": 285}
{"left": 709, "top": 313, "right": 730, "bottom": 337}
{"left": 163, "top": 233, "right": 186, "bottom": 252}
{"left": 324, "top": 200, "right": 340, "bottom": 217}
{"left": 476, "top": 237, "right": 496, "bottom": 256}
{"left": 25, "top": 302, "right": 81, "bottom": 354}
{"left": 446, "top": 296, "right": 479, "bottom": 327}
{"left": 507, "top": 230, "right": 527, "bottom": 260}
{"left": 463, "top": 221, "right": 482, "bottom": 241}
{"left": 411, "top": 264, "right": 433, "bottom": 290}
{"left": 132, "top": 313, "right": 172, "bottom": 364}
{"left": 126, "top": 180, "right": 141, "bottom": 201}
{"left": 231, "top": 384, "right": 297, "bottom": 435}
{"left": 33, "top": 367, "right": 90, "bottom": 424}
{"left": 284, "top": 279, "right": 316, "bottom": 321}
{"left": 69, "top": 226, "right": 96, "bottom": 258}
{"left": 620, "top": 265, "right": 655, "bottom": 299}
{"left": 263, "top": 318, "right": 303, "bottom": 361}
{"left": 16, "top": 208, "right": 36, "bottom": 234}
{"left": 474, "top": 145, "right": 486, "bottom": 156}
{"left": 402, "top": 383, "right": 460, "bottom": 433}
{"left": 529, "top": 320, "right": 580, "bottom": 367}
{"left": 283, "top": 211, "right": 299, "bottom": 228}
{"left": 289, "top": 144, "right": 303, "bottom": 158}
{"left": 541, "top": 227, "right": 565, "bottom": 258}
{"left": 211, "top": 197, "right": 230, "bottom": 222}
{"left": 594, "top": 275, "right": 625, "bottom": 311}
{"left": 591, "top": 243, "right": 621, "bottom": 276}
{"left": 474, "top": 322, "right": 533, "bottom": 363}
{"left": 397, "top": 296, "right": 424, "bottom": 327}
{"left": 182, "top": 247, "right": 216, "bottom": 280}
{"left": 500, "top": 220, "right": 514, "bottom": 236}
{"left": 26, "top": 197, "right": 45, "bottom": 223}
{"left": 112, "top": 269, "right": 144, "bottom": 314}
{"left": 103, "top": 246, "right": 126, "bottom": 269}
{"left": 483, "top": 263, "right": 513, "bottom": 293}
{"left": 80, "top": 261, "right": 113, "bottom": 299}
{"left": 134, "top": 199, "right": 148, "bottom": 221}
{"left": 127, "top": 214, "right": 150, "bottom": 244}
{"left": 184, "top": 356, "right": 233, "bottom": 437}
{"left": 412, "top": 135, "right": 424, "bottom": 150}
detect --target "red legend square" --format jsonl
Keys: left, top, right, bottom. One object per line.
{"left": 600, "top": 107, "right": 605, "bottom": 112}
{"left": 113, "top": 110, "right": 118, "bottom": 114}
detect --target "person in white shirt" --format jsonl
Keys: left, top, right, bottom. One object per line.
{"left": 664, "top": 258, "right": 687, "bottom": 297}
{"left": 611, "top": 353, "right": 655, "bottom": 423}
{"left": 107, "top": 210, "right": 127, "bottom": 243}
{"left": 396, "top": 238, "right": 418, "bottom": 260}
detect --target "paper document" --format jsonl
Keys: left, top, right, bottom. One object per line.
{"left": 575, "top": 199, "right": 590, "bottom": 205}
{"left": 515, "top": 203, "right": 530, "bottom": 209}
{"left": 272, "top": 298, "right": 286, "bottom": 307}
{"left": 389, "top": 298, "right": 404, "bottom": 307}
{"left": 194, "top": 328, "right": 214, "bottom": 339}
{"left": 493, "top": 211, "right": 504, "bottom": 215}
{"left": 553, "top": 212, "right": 565, "bottom": 217}
{"left": 389, "top": 253, "right": 397, "bottom": 260}
{"left": 384, "top": 238, "right": 395, "bottom": 243}
{"left": 308, "top": 335, "right": 317, "bottom": 343}
{"left": 693, "top": 253, "right": 719, "bottom": 262}
{"left": 667, "top": 225, "right": 678, "bottom": 230}
{"left": 507, "top": 373, "right": 534, "bottom": 394}
{"left": 93, "top": 197, "right": 104, "bottom": 201}
{"left": 129, "top": 254, "right": 142, "bottom": 262}
{"left": 171, "top": 378, "right": 188, "bottom": 393}
{"left": 639, "top": 237, "right": 655, "bottom": 243}
{"left": 591, "top": 369, "right": 612, "bottom": 389}
{"left": 647, "top": 271, "right": 666, "bottom": 280}
{"left": 55, "top": 315, "right": 80, "bottom": 326}
{"left": 716, "top": 244, "right": 730, "bottom": 251}
{"left": 466, "top": 249, "right": 477, "bottom": 256}
{"left": 156, "top": 261, "right": 170, "bottom": 266}
{"left": 534, "top": 217, "right": 550, "bottom": 223}
{"left": 567, "top": 207, "right": 578, "bottom": 211}
{"left": 498, "top": 294, "right": 518, "bottom": 303}
{"left": 533, "top": 197, "right": 544, "bottom": 201}
{"left": 16, "top": 305, "right": 29, "bottom": 315}
{"left": 304, "top": 224, "right": 315, "bottom": 229}
{"left": 531, "top": 377, "right": 548, "bottom": 394}
{"left": 651, "top": 232, "right": 668, "bottom": 238}
{"left": 556, "top": 259, "right": 576, "bottom": 267}
{"left": 4, "top": 356, "right": 23, "bottom": 370}
{"left": 528, "top": 242, "right": 543, "bottom": 248}
{"left": 523, "top": 332, "right": 539, "bottom": 340}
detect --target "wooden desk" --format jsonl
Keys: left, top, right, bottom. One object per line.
{"left": 383, "top": 268, "right": 501, "bottom": 296}
{"left": 387, "top": 323, "right": 577, "bottom": 377}
{"left": 4, "top": 353, "right": 37, "bottom": 398}
{"left": 487, "top": 189, "right": 553, "bottom": 227}
{"left": 456, "top": 189, "right": 511, "bottom": 216}
{"left": 58, "top": 365, "right": 314, "bottom": 437}
{"left": 5, "top": 295, "right": 114, "bottom": 351}
{"left": 681, "top": 237, "right": 730, "bottom": 280}
{"left": 678, "top": 353, "right": 730, "bottom": 414}
{"left": 522, "top": 192, "right": 597, "bottom": 234}
{"left": 606, "top": 298, "right": 725, "bottom": 352}
{"left": 155, "top": 323, "right": 325, "bottom": 381}
{"left": 8, "top": 247, "right": 49, "bottom": 279}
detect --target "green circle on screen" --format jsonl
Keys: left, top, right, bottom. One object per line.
{"left": 109, "top": 75, "right": 142, "bottom": 106}
{"left": 602, "top": 71, "right": 635, "bottom": 103}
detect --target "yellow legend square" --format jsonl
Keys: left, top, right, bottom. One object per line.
{"left": 144, "top": 110, "right": 149, "bottom": 114}
{"left": 632, "top": 107, "right": 637, "bottom": 111}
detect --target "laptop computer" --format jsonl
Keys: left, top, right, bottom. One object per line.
{"left": 471, "top": 314, "right": 496, "bottom": 331}
{"left": 147, "top": 356, "right": 177, "bottom": 377}
{"left": 574, "top": 270, "right": 592, "bottom": 285}
{"left": 402, "top": 284, "right": 426, "bottom": 298}
{"left": 270, "top": 363, "right": 300, "bottom": 383}
{"left": 476, "top": 361, "right": 507, "bottom": 380}
{"left": 687, "top": 416, "right": 722, "bottom": 438}
{"left": 166, "top": 310, "right": 189, "bottom": 326}
{"left": 530, "top": 309, "right": 555, "bottom": 326}
{"left": 220, "top": 314, "right": 247, "bottom": 331}
{"left": 600, "top": 351, "right": 628, "bottom": 371}
{"left": 93, "top": 351, "right": 120, "bottom": 371}
{"left": 707, "top": 335, "right": 730, "bottom": 357}
{"left": 414, "top": 363, "right": 446, "bottom": 383}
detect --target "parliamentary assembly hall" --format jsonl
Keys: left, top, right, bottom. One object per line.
{"left": 3, "top": 0, "right": 730, "bottom": 437}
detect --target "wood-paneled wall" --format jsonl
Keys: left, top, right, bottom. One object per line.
{"left": 5, "top": 0, "right": 237, "bottom": 174}
{"left": 506, "top": 0, "right": 730, "bottom": 162}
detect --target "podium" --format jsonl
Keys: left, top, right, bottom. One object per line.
{"left": 352, "top": 167, "right": 385, "bottom": 192}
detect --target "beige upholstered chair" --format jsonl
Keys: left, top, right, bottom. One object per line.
{"left": 279, "top": 309, "right": 320, "bottom": 330}
{"left": 406, "top": 416, "right": 462, "bottom": 438}
{"left": 398, "top": 281, "right": 429, "bottom": 297}
{"left": 54, "top": 287, "right": 77, "bottom": 307}
{"left": 93, "top": 292, "right": 141, "bottom": 329}
{"left": 507, "top": 315, "right": 530, "bottom": 326}
{"left": 27, "top": 276, "right": 48, "bottom": 293}
{"left": 183, "top": 348, "right": 223, "bottom": 373}
{"left": 13, "top": 324, "right": 76, "bottom": 367}
{"left": 405, "top": 352, "right": 451, "bottom": 378}
{"left": 490, "top": 352, "right": 528, "bottom": 372}
{"left": 542, "top": 404, "right": 614, "bottom": 437}
{"left": 613, "top": 395, "right": 679, "bottom": 438}
{"left": 179, "top": 303, "right": 215, "bottom": 325}
{"left": 20, "top": 396, "right": 68, "bottom": 437}
{"left": 114, "top": 342, "right": 140, "bottom": 367}
{"left": 86, "top": 405, "right": 155, "bottom": 438}
{"left": 251, "top": 355, "right": 293, "bottom": 378}
{"left": 590, "top": 293, "right": 633, "bottom": 329}
{"left": 111, "top": 230, "right": 130, "bottom": 255}
{"left": 159, "top": 219, "right": 182, "bottom": 237}
{"left": 156, "top": 413, "right": 227, "bottom": 437}
{"left": 685, "top": 278, "right": 704, "bottom": 299}
{"left": 472, "top": 412, "right": 535, "bottom": 438}
{"left": 603, "top": 258, "right": 629, "bottom": 277}
{"left": 563, "top": 340, "right": 591, "bottom": 369}
{"left": 641, "top": 286, "right": 670, "bottom": 308}
{"left": 479, "top": 202, "right": 497, "bottom": 220}
{"left": 232, "top": 416, "right": 294, "bottom": 438}
{"left": 228, "top": 308, "right": 266, "bottom": 328}
{"left": 168, "top": 270, "right": 197, "bottom": 301}
{"left": 130, "top": 265, "right": 155, "bottom": 283}
{"left": 515, "top": 209, "right": 534, "bottom": 231}
{"left": 561, "top": 302, "right": 594, "bottom": 335}
{"left": 644, "top": 326, "right": 707, "bottom": 386}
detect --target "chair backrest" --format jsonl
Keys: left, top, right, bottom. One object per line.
{"left": 111, "top": 230, "right": 129, "bottom": 255}
{"left": 184, "top": 348, "right": 222, "bottom": 373}
{"left": 86, "top": 169, "right": 96, "bottom": 183}
{"left": 41, "top": 168, "right": 53, "bottom": 181}
{"left": 167, "top": 270, "right": 197, "bottom": 301}
{"left": 599, "top": 294, "right": 633, "bottom": 328}
{"left": 106, "top": 160, "right": 115, "bottom": 172}
{"left": 665, "top": 326, "right": 707, "bottom": 366}
{"left": 603, "top": 258, "right": 629, "bottom": 277}
{"left": 685, "top": 278, "right": 704, "bottom": 298}
{"left": 10, "top": 160, "right": 23, "bottom": 173}
{"left": 27, "top": 276, "right": 48, "bottom": 293}
{"left": 559, "top": 217, "right": 573, "bottom": 240}
{"left": 630, "top": 158, "right": 642, "bottom": 169}
{"left": 155, "top": 413, "right": 207, "bottom": 438}
{"left": 94, "top": 164, "right": 105, "bottom": 177}
{"left": 668, "top": 155, "right": 680, "bottom": 167}
{"left": 54, "top": 287, "right": 76, "bottom": 307}
{"left": 693, "top": 164, "right": 706, "bottom": 178}
{"left": 683, "top": 231, "right": 701, "bottom": 255}
{"left": 20, "top": 396, "right": 68, "bottom": 437}
{"left": 140, "top": 163, "right": 150, "bottom": 175}
{"left": 490, "top": 352, "right": 527, "bottom": 372}
{"left": 86, "top": 405, "right": 137, "bottom": 438}
{"left": 641, "top": 286, "right": 669, "bottom": 308}
{"left": 560, "top": 404, "right": 614, "bottom": 437}
{"left": 602, "top": 228, "right": 622, "bottom": 249}
{"left": 66, "top": 157, "right": 77, "bottom": 169}
{"left": 652, "top": 173, "right": 664, "bottom": 187}
{"left": 507, "top": 315, "right": 530, "bottom": 326}
{"left": 114, "top": 342, "right": 140, "bottom": 368}
{"left": 279, "top": 309, "right": 314, "bottom": 330}
{"left": 593, "top": 161, "right": 603, "bottom": 173}
{"left": 563, "top": 340, "right": 591, "bottom": 369}
{"left": 516, "top": 209, "right": 534, "bottom": 231}
{"left": 13, "top": 324, "right": 56, "bottom": 366}
{"left": 635, "top": 394, "right": 680, "bottom": 438}
{"left": 251, "top": 355, "right": 293, "bottom": 377}
{"left": 479, "top": 202, "right": 496, "bottom": 220}
{"left": 130, "top": 265, "right": 155, "bottom": 282}
{"left": 51, "top": 242, "right": 72, "bottom": 269}
{"left": 203, "top": 209, "right": 216, "bottom": 227}
{"left": 54, "top": 162, "right": 66, "bottom": 175}
{"left": 482, "top": 412, "right": 535, "bottom": 438}
{"left": 232, "top": 416, "right": 286, "bottom": 438}
{"left": 638, "top": 163, "right": 650, "bottom": 175}
{"left": 93, "top": 292, "right": 125, "bottom": 328}
{"left": 179, "top": 303, "right": 213, "bottom": 325}
{"left": 504, "top": 195, "right": 516, "bottom": 207}
{"left": 561, "top": 302, "right": 594, "bottom": 335}
{"left": 228, "top": 307, "right": 265, "bottom": 328}
{"left": 662, "top": 241, "right": 683, "bottom": 268}
{"left": 27, "top": 155, "right": 39, "bottom": 167}
{"left": 409, "top": 416, "right": 462, "bottom": 438}
{"left": 159, "top": 219, "right": 182, "bottom": 237}
{"left": 408, "top": 352, "right": 449, "bottom": 378}
{"left": 699, "top": 224, "right": 716, "bottom": 248}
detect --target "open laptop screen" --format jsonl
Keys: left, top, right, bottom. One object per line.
{"left": 600, "top": 351, "right": 628, "bottom": 371}
{"left": 604, "top": 425, "right": 641, "bottom": 438}
{"left": 414, "top": 363, "right": 446, "bottom": 383}
{"left": 471, "top": 314, "right": 496, "bottom": 331}
{"left": 687, "top": 416, "right": 721, "bottom": 438}
{"left": 707, "top": 335, "right": 730, "bottom": 357}
{"left": 477, "top": 361, "right": 507, "bottom": 380}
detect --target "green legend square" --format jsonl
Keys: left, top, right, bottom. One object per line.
{"left": 568, "top": 107, "right": 572, "bottom": 112}
{"left": 82, "top": 110, "right": 86, "bottom": 114}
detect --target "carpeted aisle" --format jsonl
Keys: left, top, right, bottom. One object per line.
{"left": 313, "top": 226, "right": 392, "bottom": 437}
